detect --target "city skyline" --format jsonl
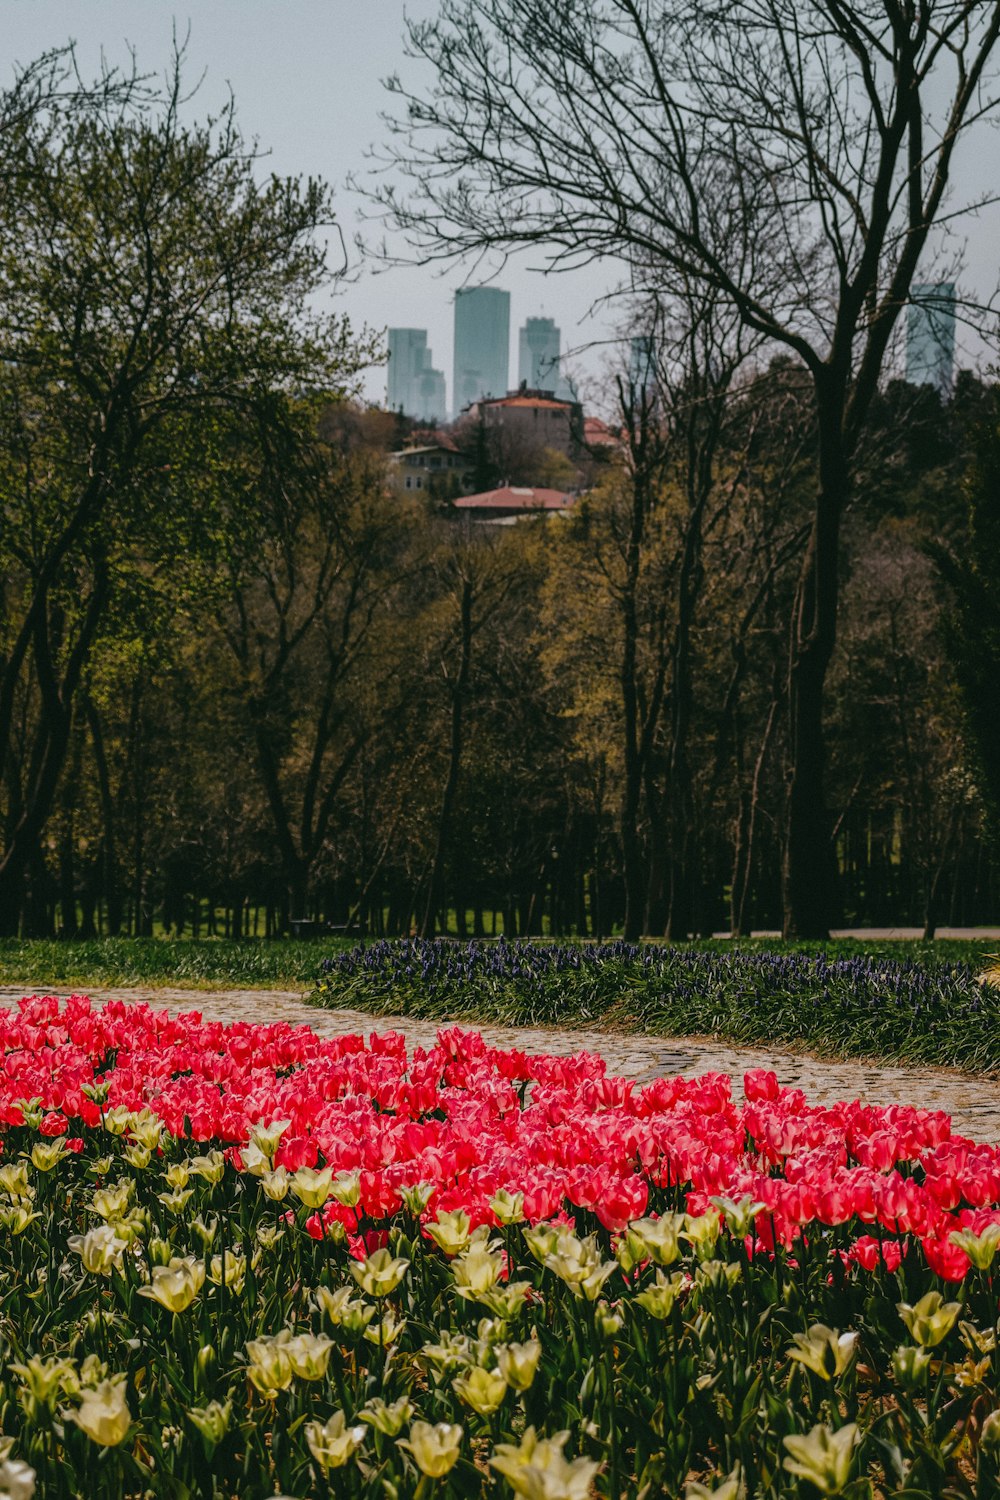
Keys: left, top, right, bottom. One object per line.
{"left": 4, "top": 6, "right": 993, "bottom": 410}
{"left": 388, "top": 301, "right": 581, "bottom": 418}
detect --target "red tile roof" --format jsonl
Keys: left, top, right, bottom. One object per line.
{"left": 453, "top": 485, "right": 573, "bottom": 512}
{"left": 583, "top": 416, "right": 622, "bottom": 445}
{"left": 481, "top": 395, "right": 572, "bottom": 410}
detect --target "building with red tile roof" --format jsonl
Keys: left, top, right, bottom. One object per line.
{"left": 452, "top": 485, "right": 574, "bottom": 522}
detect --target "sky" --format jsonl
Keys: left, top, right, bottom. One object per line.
{"left": 3, "top": 2, "right": 997, "bottom": 409}
{"left": 2, "top": 0, "right": 624, "bottom": 409}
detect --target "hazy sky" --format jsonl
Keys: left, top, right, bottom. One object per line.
{"left": 3, "top": 0, "right": 625, "bottom": 407}
{"left": 4, "top": 3, "right": 997, "bottom": 407}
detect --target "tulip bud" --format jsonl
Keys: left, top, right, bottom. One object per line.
{"left": 0, "top": 1456, "right": 35, "bottom": 1500}
{"left": 291, "top": 1166, "right": 334, "bottom": 1209}
{"left": 360, "top": 1397, "right": 413, "bottom": 1437}
{"left": 496, "top": 1338, "right": 541, "bottom": 1391}
{"left": 305, "top": 1411, "right": 366, "bottom": 1472}
{"left": 67, "top": 1226, "right": 128, "bottom": 1277}
{"left": 349, "top": 1248, "right": 410, "bottom": 1298}
{"left": 329, "top": 1170, "right": 361, "bottom": 1207}
{"left": 682, "top": 1212, "right": 721, "bottom": 1262}
{"left": 892, "top": 1343, "right": 933, "bottom": 1390}
{"left": 260, "top": 1168, "right": 290, "bottom": 1203}
{"left": 451, "top": 1244, "right": 504, "bottom": 1300}
{"left": 710, "top": 1195, "right": 765, "bottom": 1239}
{"left": 897, "top": 1291, "right": 963, "bottom": 1348}
{"left": 70, "top": 1380, "right": 131, "bottom": 1447}
{"left": 187, "top": 1398, "right": 231, "bottom": 1448}
{"left": 981, "top": 1408, "right": 1000, "bottom": 1453}
{"left": 397, "top": 1420, "right": 463, "bottom": 1478}
{"left": 596, "top": 1301, "right": 623, "bottom": 1338}
{"left": 399, "top": 1181, "right": 435, "bottom": 1216}
{"left": 490, "top": 1189, "right": 525, "bottom": 1226}
{"left": 695, "top": 1260, "right": 742, "bottom": 1292}
{"left": 635, "top": 1270, "right": 687, "bottom": 1320}
{"left": 249, "top": 1118, "right": 291, "bottom": 1161}
{"left": 285, "top": 1333, "right": 334, "bottom": 1381}
{"left": 453, "top": 1366, "right": 508, "bottom": 1415}
{"left": 787, "top": 1324, "right": 858, "bottom": 1381}
{"left": 102, "top": 1106, "right": 132, "bottom": 1136}
{"left": 245, "top": 1332, "right": 294, "bottom": 1398}
{"left": 190, "top": 1215, "right": 219, "bottom": 1249}
{"left": 340, "top": 1299, "right": 377, "bottom": 1337}
{"left": 950, "top": 1225, "right": 1000, "bottom": 1271}
{"left": 208, "top": 1252, "right": 247, "bottom": 1295}
{"left": 782, "top": 1422, "right": 858, "bottom": 1495}
{"left": 17, "top": 1098, "right": 44, "bottom": 1130}
{"left": 29, "top": 1139, "right": 70, "bottom": 1172}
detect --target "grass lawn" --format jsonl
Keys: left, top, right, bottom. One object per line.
{"left": 0, "top": 936, "right": 357, "bottom": 991}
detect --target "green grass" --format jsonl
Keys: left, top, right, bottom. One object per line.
{"left": 0, "top": 933, "right": 993, "bottom": 995}
{"left": 0, "top": 937, "right": 357, "bottom": 991}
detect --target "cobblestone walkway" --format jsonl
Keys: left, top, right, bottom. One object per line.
{"left": 5, "top": 983, "right": 1000, "bottom": 1143}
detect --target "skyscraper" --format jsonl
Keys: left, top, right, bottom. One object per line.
{"left": 519, "top": 316, "right": 561, "bottom": 391}
{"left": 453, "top": 287, "right": 510, "bottom": 414}
{"left": 387, "top": 329, "right": 447, "bottom": 421}
{"left": 629, "top": 334, "right": 657, "bottom": 394}
{"left": 906, "top": 283, "right": 956, "bottom": 396}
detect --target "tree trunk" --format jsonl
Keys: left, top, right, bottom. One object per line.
{"left": 782, "top": 417, "right": 846, "bottom": 939}
{"left": 421, "top": 578, "right": 474, "bottom": 939}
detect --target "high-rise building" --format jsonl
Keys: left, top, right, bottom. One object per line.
{"left": 387, "top": 329, "right": 447, "bottom": 422}
{"left": 453, "top": 287, "right": 510, "bottom": 414}
{"left": 628, "top": 334, "right": 657, "bottom": 395}
{"left": 906, "top": 283, "right": 956, "bottom": 396}
{"left": 519, "top": 316, "right": 561, "bottom": 391}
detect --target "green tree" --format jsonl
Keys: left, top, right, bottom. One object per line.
{"left": 0, "top": 51, "right": 365, "bottom": 933}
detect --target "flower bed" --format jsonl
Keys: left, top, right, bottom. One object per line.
{"left": 2, "top": 995, "right": 1000, "bottom": 1496}
{"left": 313, "top": 937, "right": 994, "bottom": 1072}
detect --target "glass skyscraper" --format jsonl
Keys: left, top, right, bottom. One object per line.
{"left": 906, "top": 283, "right": 956, "bottom": 396}
{"left": 453, "top": 287, "right": 510, "bottom": 414}
{"left": 519, "top": 316, "right": 561, "bottom": 390}
{"left": 387, "top": 329, "right": 447, "bottom": 421}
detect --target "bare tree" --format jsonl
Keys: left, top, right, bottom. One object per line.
{"left": 375, "top": 0, "right": 1000, "bottom": 936}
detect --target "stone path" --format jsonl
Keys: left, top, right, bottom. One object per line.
{"left": 5, "top": 983, "right": 1000, "bottom": 1143}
